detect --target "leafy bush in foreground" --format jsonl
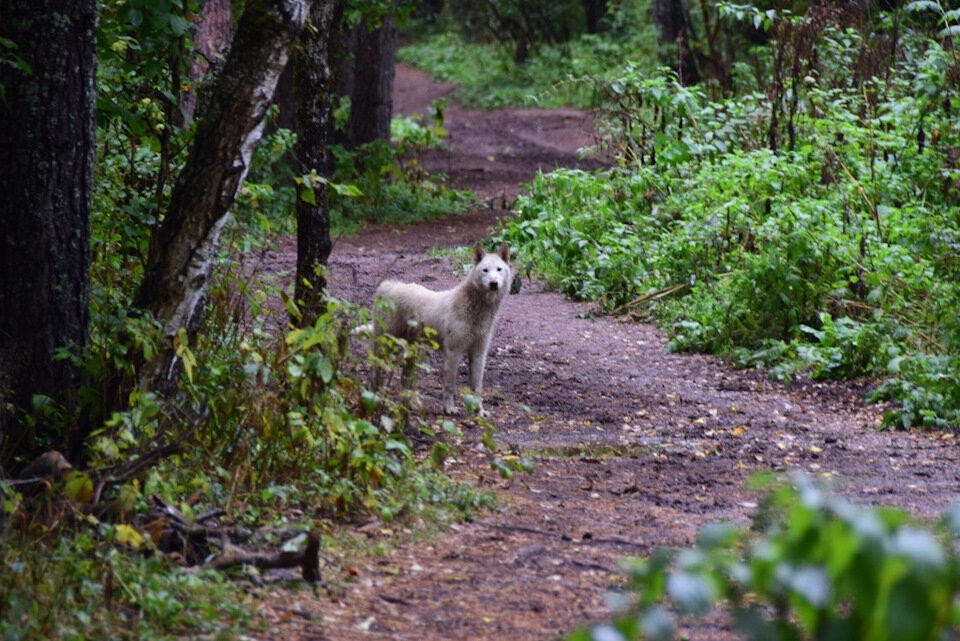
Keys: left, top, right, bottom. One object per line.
{"left": 571, "top": 477, "right": 960, "bottom": 641}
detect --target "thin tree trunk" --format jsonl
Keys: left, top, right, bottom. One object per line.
{"left": 0, "top": 0, "right": 97, "bottom": 465}
{"left": 134, "top": 0, "right": 312, "bottom": 392}
{"left": 350, "top": 7, "right": 397, "bottom": 147}
{"left": 293, "top": 0, "right": 336, "bottom": 327}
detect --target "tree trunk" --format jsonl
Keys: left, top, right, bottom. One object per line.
{"left": 0, "top": 0, "right": 97, "bottom": 466}
{"left": 134, "top": 0, "right": 311, "bottom": 392}
{"left": 180, "top": 0, "right": 233, "bottom": 121}
{"left": 651, "top": 0, "right": 686, "bottom": 43}
{"left": 350, "top": 7, "right": 397, "bottom": 147}
{"left": 651, "top": 0, "right": 700, "bottom": 84}
{"left": 583, "top": 0, "right": 607, "bottom": 33}
{"left": 293, "top": 0, "right": 337, "bottom": 327}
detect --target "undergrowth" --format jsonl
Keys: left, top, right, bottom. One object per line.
{"left": 499, "top": 12, "right": 960, "bottom": 430}
{"left": 236, "top": 103, "right": 476, "bottom": 239}
{"left": 3, "top": 30, "right": 486, "bottom": 641}
{"left": 398, "top": 2, "right": 660, "bottom": 109}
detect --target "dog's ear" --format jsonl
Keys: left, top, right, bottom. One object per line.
{"left": 498, "top": 242, "right": 510, "bottom": 263}
{"left": 474, "top": 243, "right": 485, "bottom": 263}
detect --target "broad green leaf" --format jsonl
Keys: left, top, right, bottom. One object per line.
{"left": 666, "top": 571, "right": 716, "bottom": 615}
{"left": 889, "top": 528, "right": 944, "bottom": 570}
{"left": 589, "top": 625, "right": 625, "bottom": 641}
{"left": 316, "top": 355, "right": 334, "bottom": 383}
{"left": 640, "top": 606, "right": 675, "bottom": 641}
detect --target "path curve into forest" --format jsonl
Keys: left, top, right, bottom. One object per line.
{"left": 258, "top": 64, "right": 960, "bottom": 641}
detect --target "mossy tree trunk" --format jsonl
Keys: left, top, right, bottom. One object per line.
{"left": 0, "top": 0, "right": 97, "bottom": 467}
{"left": 134, "top": 0, "right": 312, "bottom": 392}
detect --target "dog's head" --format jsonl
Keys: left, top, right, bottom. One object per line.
{"left": 473, "top": 242, "right": 512, "bottom": 293}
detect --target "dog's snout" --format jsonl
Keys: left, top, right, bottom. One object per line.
{"left": 489, "top": 282, "right": 499, "bottom": 290}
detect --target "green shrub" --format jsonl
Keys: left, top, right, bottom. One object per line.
{"left": 0, "top": 529, "right": 253, "bottom": 640}
{"left": 500, "top": 22, "right": 960, "bottom": 428}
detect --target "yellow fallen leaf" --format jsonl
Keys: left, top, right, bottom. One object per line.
{"left": 731, "top": 426, "right": 746, "bottom": 436}
{"left": 810, "top": 445, "right": 823, "bottom": 454}
{"left": 692, "top": 417, "right": 707, "bottom": 424}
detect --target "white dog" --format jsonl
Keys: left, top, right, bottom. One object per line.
{"left": 372, "top": 242, "right": 512, "bottom": 416}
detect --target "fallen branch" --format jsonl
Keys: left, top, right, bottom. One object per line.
{"left": 92, "top": 408, "right": 204, "bottom": 504}
{"left": 608, "top": 282, "right": 690, "bottom": 316}
{"left": 200, "top": 528, "right": 322, "bottom": 583}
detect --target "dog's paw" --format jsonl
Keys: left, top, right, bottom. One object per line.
{"left": 443, "top": 405, "right": 461, "bottom": 416}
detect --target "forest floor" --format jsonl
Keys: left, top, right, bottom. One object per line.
{"left": 256, "top": 64, "right": 960, "bottom": 640}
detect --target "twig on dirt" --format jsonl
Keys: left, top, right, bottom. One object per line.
{"left": 476, "top": 521, "right": 646, "bottom": 549}
{"left": 568, "top": 558, "right": 617, "bottom": 573}
{"left": 379, "top": 593, "right": 414, "bottom": 606}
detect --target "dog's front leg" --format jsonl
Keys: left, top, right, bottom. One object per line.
{"left": 442, "top": 348, "right": 461, "bottom": 415}
{"left": 468, "top": 349, "right": 489, "bottom": 417}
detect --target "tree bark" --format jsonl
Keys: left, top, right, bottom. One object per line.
{"left": 349, "top": 7, "right": 397, "bottom": 147}
{"left": 583, "top": 0, "right": 607, "bottom": 33}
{"left": 0, "top": 0, "right": 97, "bottom": 465}
{"left": 293, "top": 0, "right": 336, "bottom": 327}
{"left": 651, "top": 0, "right": 686, "bottom": 42}
{"left": 134, "top": 0, "right": 312, "bottom": 392}
{"left": 180, "top": 0, "right": 233, "bottom": 121}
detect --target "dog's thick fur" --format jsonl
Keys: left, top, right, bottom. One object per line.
{"left": 373, "top": 242, "right": 512, "bottom": 416}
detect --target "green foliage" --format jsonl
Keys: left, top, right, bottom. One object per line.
{"left": 569, "top": 477, "right": 960, "bottom": 641}
{"left": 501, "top": 18, "right": 960, "bottom": 428}
{"left": 0, "top": 526, "right": 253, "bottom": 640}
{"left": 399, "top": 3, "right": 660, "bottom": 109}
{"left": 235, "top": 106, "right": 476, "bottom": 237}
{"left": 449, "top": 0, "right": 587, "bottom": 57}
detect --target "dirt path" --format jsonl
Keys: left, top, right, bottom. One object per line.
{"left": 260, "top": 65, "right": 960, "bottom": 641}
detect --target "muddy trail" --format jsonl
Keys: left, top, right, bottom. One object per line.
{"left": 258, "top": 65, "right": 960, "bottom": 640}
